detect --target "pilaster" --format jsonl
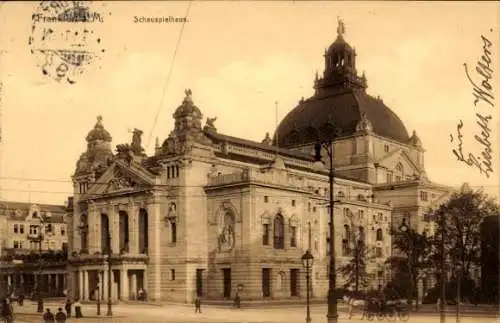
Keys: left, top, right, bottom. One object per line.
{"left": 128, "top": 201, "right": 139, "bottom": 254}
{"left": 109, "top": 205, "right": 119, "bottom": 254}
{"left": 78, "top": 271, "right": 83, "bottom": 301}
{"left": 147, "top": 193, "right": 161, "bottom": 301}
{"left": 88, "top": 202, "right": 97, "bottom": 253}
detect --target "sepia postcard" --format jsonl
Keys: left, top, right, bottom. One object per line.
{"left": 0, "top": 1, "right": 498, "bottom": 323}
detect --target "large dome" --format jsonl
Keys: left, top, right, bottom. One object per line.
{"left": 274, "top": 89, "right": 410, "bottom": 148}
{"left": 274, "top": 19, "right": 410, "bottom": 149}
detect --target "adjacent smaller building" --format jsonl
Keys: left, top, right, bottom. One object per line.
{"left": 0, "top": 201, "right": 68, "bottom": 298}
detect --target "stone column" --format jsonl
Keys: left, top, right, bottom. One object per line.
{"left": 78, "top": 271, "right": 83, "bottom": 301}
{"left": 120, "top": 268, "right": 129, "bottom": 300}
{"left": 131, "top": 272, "right": 137, "bottom": 300}
{"left": 147, "top": 197, "right": 161, "bottom": 301}
{"left": 128, "top": 202, "right": 139, "bottom": 254}
{"left": 48, "top": 275, "right": 52, "bottom": 296}
{"left": 98, "top": 271, "right": 104, "bottom": 300}
{"left": 83, "top": 270, "right": 88, "bottom": 300}
{"left": 143, "top": 269, "right": 148, "bottom": 291}
{"left": 103, "top": 269, "right": 109, "bottom": 301}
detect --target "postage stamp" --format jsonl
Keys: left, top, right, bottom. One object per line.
{"left": 29, "top": 1, "right": 109, "bottom": 84}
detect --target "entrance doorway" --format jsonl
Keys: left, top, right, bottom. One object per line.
{"left": 196, "top": 269, "right": 204, "bottom": 297}
{"left": 262, "top": 268, "right": 271, "bottom": 297}
{"left": 290, "top": 269, "right": 299, "bottom": 296}
{"left": 222, "top": 268, "right": 231, "bottom": 299}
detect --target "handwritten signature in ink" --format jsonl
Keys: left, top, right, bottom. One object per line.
{"left": 451, "top": 31, "right": 494, "bottom": 178}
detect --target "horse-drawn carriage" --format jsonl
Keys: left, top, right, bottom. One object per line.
{"left": 362, "top": 298, "right": 410, "bottom": 321}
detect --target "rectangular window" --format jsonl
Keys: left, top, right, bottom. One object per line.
{"left": 264, "top": 196, "right": 269, "bottom": 203}
{"left": 291, "top": 199, "right": 296, "bottom": 207}
{"left": 290, "top": 226, "right": 297, "bottom": 247}
{"left": 171, "top": 222, "right": 177, "bottom": 243}
{"left": 262, "top": 224, "right": 269, "bottom": 245}
{"left": 395, "top": 176, "right": 401, "bottom": 182}
{"left": 20, "top": 224, "right": 24, "bottom": 234}
{"left": 420, "top": 191, "right": 428, "bottom": 201}
{"left": 13, "top": 224, "right": 18, "bottom": 233}
{"left": 46, "top": 224, "right": 53, "bottom": 234}
{"left": 60, "top": 226, "right": 66, "bottom": 236}
{"left": 376, "top": 247, "right": 383, "bottom": 258}
{"left": 29, "top": 225, "right": 38, "bottom": 235}
{"left": 171, "top": 269, "right": 176, "bottom": 281}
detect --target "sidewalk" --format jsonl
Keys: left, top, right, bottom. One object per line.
{"left": 11, "top": 301, "right": 127, "bottom": 319}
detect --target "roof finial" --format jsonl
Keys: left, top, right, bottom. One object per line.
{"left": 337, "top": 16, "right": 346, "bottom": 37}
{"left": 97, "top": 115, "right": 103, "bottom": 123}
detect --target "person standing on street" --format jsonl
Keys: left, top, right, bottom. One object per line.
{"left": 55, "top": 307, "right": 67, "bottom": 323}
{"left": 43, "top": 308, "right": 55, "bottom": 323}
{"left": 195, "top": 296, "right": 202, "bottom": 313}
{"left": 65, "top": 297, "right": 72, "bottom": 318}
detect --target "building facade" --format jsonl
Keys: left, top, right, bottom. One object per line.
{"left": 67, "top": 21, "right": 450, "bottom": 303}
{"left": 0, "top": 201, "right": 68, "bottom": 298}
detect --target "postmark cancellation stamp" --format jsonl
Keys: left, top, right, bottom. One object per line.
{"left": 29, "top": 1, "right": 110, "bottom": 84}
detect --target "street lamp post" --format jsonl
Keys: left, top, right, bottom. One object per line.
{"left": 302, "top": 250, "right": 314, "bottom": 323}
{"left": 37, "top": 221, "right": 45, "bottom": 313}
{"left": 399, "top": 218, "right": 413, "bottom": 310}
{"left": 96, "top": 270, "right": 101, "bottom": 315}
{"left": 106, "top": 230, "right": 113, "bottom": 316}
{"left": 312, "top": 123, "right": 341, "bottom": 323}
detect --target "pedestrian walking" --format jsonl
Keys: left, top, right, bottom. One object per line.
{"left": 65, "top": 297, "right": 72, "bottom": 318}
{"left": 43, "top": 308, "right": 55, "bottom": 323}
{"left": 436, "top": 298, "right": 441, "bottom": 312}
{"left": 233, "top": 292, "right": 241, "bottom": 308}
{"left": 55, "top": 307, "right": 67, "bottom": 323}
{"left": 74, "top": 299, "right": 83, "bottom": 318}
{"left": 194, "top": 296, "right": 202, "bottom": 313}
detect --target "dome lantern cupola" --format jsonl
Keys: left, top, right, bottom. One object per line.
{"left": 173, "top": 89, "right": 203, "bottom": 134}
{"left": 315, "top": 18, "right": 367, "bottom": 95}
{"left": 408, "top": 130, "right": 422, "bottom": 147}
{"left": 75, "top": 115, "right": 113, "bottom": 177}
{"left": 86, "top": 115, "right": 112, "bottom": 144}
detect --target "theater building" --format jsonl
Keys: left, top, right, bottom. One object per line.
{"left": 67, "top": 21, "right": 450, "bottom": 303}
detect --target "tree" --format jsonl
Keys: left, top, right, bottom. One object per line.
{"left": 426, "top": 183, "right": 500, "bottom": 300}
{"left": 386, "top": 225, "right": 433, "bottom": 309}
{"left": 338, "top": 211, "right": 377, "bottom": 295}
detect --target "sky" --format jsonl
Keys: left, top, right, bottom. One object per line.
{"left": 0, "top": 1, "right": 499, "bottom": 206}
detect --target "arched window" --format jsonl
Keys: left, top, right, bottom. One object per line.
{"left": 273, "top": 214, "right": 285, "bottom": 249}
{"left": 376, "top": 228, "right": 383, "bottom": 241}
{"left": 395, "top": 162, "right": 404, "bottom": 182}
